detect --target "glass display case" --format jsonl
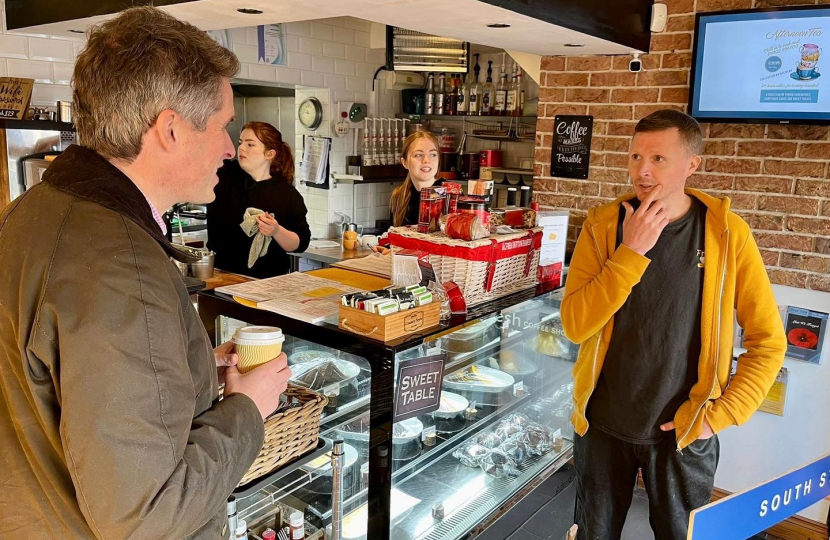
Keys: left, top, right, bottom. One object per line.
{"left": 197, "top": 283, "right": 576, "bottom": 540}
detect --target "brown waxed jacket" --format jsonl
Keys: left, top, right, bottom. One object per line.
{"left": 0, "top": 145, "right": 265, "bottom": 539}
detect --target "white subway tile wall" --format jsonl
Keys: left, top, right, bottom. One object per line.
{"left": 0, "top": 4, "right": 399, "bottom": 236}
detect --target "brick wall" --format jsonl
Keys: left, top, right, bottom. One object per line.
{"left": 533, "top": 0, "right": 830, "bottom": 292}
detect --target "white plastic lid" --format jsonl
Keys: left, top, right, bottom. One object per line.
{"left": 232, "top": 326, "right": 284, "bottom": 344}
{"left": 290, "top": 510, "right": 304, "bottom": 526}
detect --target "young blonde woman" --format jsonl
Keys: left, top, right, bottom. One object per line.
{"left": 207, "top": 121, "right": 311, "bottom": 278}
{"left": 390, "top": 131, "right": 442, "bottom": 227}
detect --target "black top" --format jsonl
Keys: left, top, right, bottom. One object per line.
{"left": 207, "top": 160, "right": 311, "bottom": 279}
{"left": 588, "top": 196, "right": 707, "bottom": 444}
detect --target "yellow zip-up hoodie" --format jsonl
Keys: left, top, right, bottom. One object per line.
{"left": 562, "top": 188, "right": 786, "bottom": 450}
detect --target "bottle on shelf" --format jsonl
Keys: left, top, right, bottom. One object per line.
{"left": 289, "top": 511, "right": 304, "bottom": 540}
{"left": 516, "top": 67, "right": 525, "bottom": 117}
{"left": 435, "top": 73, "right": 446, "bottom": 116}
{"left": 234, "top": 520, "right": 249, "bottom": 540}
{"left": 507, "top": 62, "right": 519, "bottom": 117}
{"left": 469, "top": 55, "right": 481, "bottom": 115}
{"left": 520, "top": 185, "right": 531, "bottom": 207}
{"left": 425, "top": 73, "right": 435, "bottom": 115}
{"left": 481, "top": 61, "right": 495, "bottom": 116}
{"left": 506, "top": 187, "right": 518, "bottom": 207}
{"left": 445, "top": 73, "right": 457, "bottom": 115}
{"left": 458, "top": 74, "right": 468, "bottom": 115}
{"left": 495, "top": 55, "right": 508, "bottom": 116}
{"left": 378, "top": 118, "right": 387, "bottom": 166}
{"left": 362, "top": 119, "right": 371, "bottom": 167}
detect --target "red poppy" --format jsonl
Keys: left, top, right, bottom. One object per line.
{"left": 788, "top": 328, "right": 819, "bottom": 349}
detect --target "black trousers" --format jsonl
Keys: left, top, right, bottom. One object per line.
{"left": 574, "top": 426, "right": 719, "bottom": 540}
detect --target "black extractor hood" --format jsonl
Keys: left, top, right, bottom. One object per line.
{"left": 7, "top": 0, "right": 652, "bottom": 54}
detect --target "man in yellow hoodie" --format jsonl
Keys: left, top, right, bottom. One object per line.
{"left": 561, "top": 110, "right": 786, "bottom": 539}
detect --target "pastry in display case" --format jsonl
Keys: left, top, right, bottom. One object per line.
{"left": 387, "top": 289, "right": 576, "bottom": 539}
{"left": 197, "top": 284, "right": 575, "bottom": 540}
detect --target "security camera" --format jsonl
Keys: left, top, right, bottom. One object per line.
{"left": 629, "top": 53, "right": 643, "bottom": 73}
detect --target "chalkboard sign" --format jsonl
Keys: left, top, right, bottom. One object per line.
{"left": 551, "top": 115, "right": 593, "bottom": 180}
{"left": 0, "top": 77, "right": 33, "bottom": 120}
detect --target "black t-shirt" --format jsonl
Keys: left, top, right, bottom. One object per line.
{"left": 588, "top": 196, "right": 707, "bottom": 444}
{"left": 206, "top": 160, "right": 311, "bottom": 279}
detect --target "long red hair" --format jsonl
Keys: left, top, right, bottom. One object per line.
{"left": 242, "top": 121, "right": 295, "bottom": 184}
{"left": 390, "top": 131, "right": 442, "bottom": 226}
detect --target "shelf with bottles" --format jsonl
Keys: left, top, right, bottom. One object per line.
{"left": 396, "top": 113, "right": 537, "bottom": 122}
{"left": 422, "top": 52, "right": 529, "bottom": 120}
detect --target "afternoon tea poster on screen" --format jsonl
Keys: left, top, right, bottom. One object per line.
{"left": 698, "top": 13, "right": 829, "bottom": 113}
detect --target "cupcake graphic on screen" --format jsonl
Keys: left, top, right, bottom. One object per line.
{"left": 795, "top": 43, "right": 821, "bottom": 80}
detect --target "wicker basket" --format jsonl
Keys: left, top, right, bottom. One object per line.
{"left": 237, "top": 383, "right": 328, "bottom": 487}
{"left": 388, "top": 226, "right": 542, "bottom": 307}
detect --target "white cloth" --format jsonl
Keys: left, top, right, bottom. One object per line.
{"left": 240, "top": 207, "right": 272, "bottom": 269}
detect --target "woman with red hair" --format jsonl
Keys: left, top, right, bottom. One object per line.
{"left": 207, "top": 121, "right": 311, "bottom": 278}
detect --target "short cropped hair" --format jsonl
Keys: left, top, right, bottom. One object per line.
{"left": 634, "top": 109, "right": 703, "bottom": 155}
{"left": 73, "top": 7, "right": 239, "bottom": 161}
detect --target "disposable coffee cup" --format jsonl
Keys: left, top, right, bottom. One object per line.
{"left": 231, "top": 326, "right": 285, "bottom": 374}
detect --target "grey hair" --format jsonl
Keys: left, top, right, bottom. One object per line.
{"left": 72, "top": 6, "right": 239, "bottom": 161}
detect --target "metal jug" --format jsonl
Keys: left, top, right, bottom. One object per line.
{"left": 340, "top": 222, "right": 364, "bottom": 236}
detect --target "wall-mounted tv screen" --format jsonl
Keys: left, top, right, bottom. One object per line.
{"left": 690, "top": 7, "right": 830, "bottom": 124}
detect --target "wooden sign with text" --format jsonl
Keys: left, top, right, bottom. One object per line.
{"left": 0, "top": 77, "right": 34, "bottom": 120}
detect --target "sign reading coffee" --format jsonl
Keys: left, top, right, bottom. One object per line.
{"left": 551, "top": 115, "right": 593, "bottom": 180}
{"left": 393, "top": 354, "right": 445, "bottom": 423}
{"left": 0, "top": 77, "right": 34, "bottom": 120}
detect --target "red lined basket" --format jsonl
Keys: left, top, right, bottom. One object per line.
{"left": 388, "top": 226, "right": 542, "bottom": 307}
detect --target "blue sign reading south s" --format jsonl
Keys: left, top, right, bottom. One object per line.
{"left": 688, "top": 453, "right": 830, "bottom": 540}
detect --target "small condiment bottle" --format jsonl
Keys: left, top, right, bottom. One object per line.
{"left": 262, "top": 529, "right": 277, "bottom": 540}
{"left": 289, "top": 510, "right": 305, "bottom": 539}
{"left": 234, "top": 520, "right": 248, "bottom": 540}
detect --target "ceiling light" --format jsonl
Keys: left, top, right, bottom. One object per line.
{"left": 68, "top": 29, "right": 84, "bottom": 34}
{"left": 564, "top": 43, "right": 585, "bottom": 47}
{"left": 237, "top": 8, "right": 263, "bottom": 15}
{"left": 487, "top": 23, "right": 511, "bottom": 29}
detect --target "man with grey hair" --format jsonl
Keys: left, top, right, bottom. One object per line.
{"left": 0, "top": 7, "right": 291, "bottom": 539}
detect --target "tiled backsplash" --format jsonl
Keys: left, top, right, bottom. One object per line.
{"left": 0, "top": 7, "right": 535, "bottom": 240}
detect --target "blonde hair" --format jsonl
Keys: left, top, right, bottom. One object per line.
{"left": 73, "top": 6, "right": 239, "bottom": 161}
{"left": 390, "top": 131, "right": 442, "bottom": 227}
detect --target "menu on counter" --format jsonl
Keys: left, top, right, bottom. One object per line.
{"left": 332, "top": 252, "right": 393, "bottom": 279}
{"left": 215, "top": 272, "right": 362, "bottom": 323}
